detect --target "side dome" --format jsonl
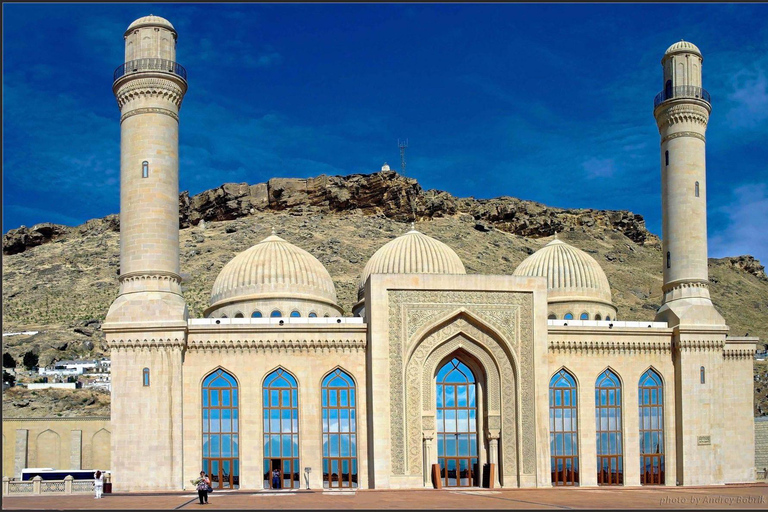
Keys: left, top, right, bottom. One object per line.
{"left": 204, "top": 231, "right": 341, "bottom": 318}
{"left": 358, "top": 227, "right": 466, "bottom": 300}
{"left": 513, "top": 238, "right": 618, "bottom": 320}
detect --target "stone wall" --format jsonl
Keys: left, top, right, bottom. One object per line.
{"left": 2, "top": 417, "right": 111, "bottom": 478}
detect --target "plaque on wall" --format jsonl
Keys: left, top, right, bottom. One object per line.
{"left": 697, "top": 435, "right": 711, "bottom": 445}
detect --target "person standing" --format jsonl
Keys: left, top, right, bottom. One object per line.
{"left": 193, "top": 471, "right": 210, "bottom": 505}
{"left": 93, "top": 470, "right": 104, "bottom": 499}
{"left": 271, "top": 468, "right": 281, "bottom": 489}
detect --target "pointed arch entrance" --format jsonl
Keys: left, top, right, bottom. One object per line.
{"left": 436, "top": 358, "right": 479, "bottom": 487}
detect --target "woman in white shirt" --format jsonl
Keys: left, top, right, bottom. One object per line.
{"left": 93, "top": 470, "right": 104, "bottom": 499}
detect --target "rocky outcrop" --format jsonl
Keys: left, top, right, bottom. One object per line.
{"left": 2, "top": 223, "right": 70, "bottom": 255}
{"left": 717, "top": 255, "right": 767, "bottom": 280}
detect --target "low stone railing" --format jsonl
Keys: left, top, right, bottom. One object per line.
{"left": 2, "top": 475, "right": 107, "bottom": 496}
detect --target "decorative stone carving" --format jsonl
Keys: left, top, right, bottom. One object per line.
{"left": 655, "top": 103, "right": 709, "bottom": 130}
{"left": 121, "top": 107, "right": 179, "bottom": 123}
{"left": 548, "top": 339, "right": 672, "bottom": 354}
{"left": 116, "top": 77, "right": 185, "bottom": 108}
{"left": 388, "top": 290, "right": 535, "bottom": 481}
{"left": 660, "top": 131, "right": 706, "bottom": 144}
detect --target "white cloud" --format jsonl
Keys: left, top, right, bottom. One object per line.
{"left": 725, "top": 64, "right": 768, "bottom": 129}
{"left": 709, "top": 183, "right": 768, "bottom": 263}
{"left": 582, "top": 157, "right": 616, "bottom": 179}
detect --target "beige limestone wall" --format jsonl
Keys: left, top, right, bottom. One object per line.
{"left": 125, "top": 25, "right": 176, "bottom": 62}
{"left": 756, "top": 417, "right": 768, "bottom": 477}
{"left": 183, "top": 324, "right": 368, "bottom": 490}
{"left": 547, "top": 326, "right": 677, "bottom": 487}
{"left": 363, "top": 273, "right": 548, "bottom": 488}
{"left": 2, "top": 417, "right": 111, "bottom": 478}
{"left": 108, "top": 332, "right": 185, "bottom": 492}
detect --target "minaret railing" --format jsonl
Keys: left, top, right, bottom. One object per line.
{"left": 654, "top": 85, "right": 710, "bottom": 108}
{"left": 113, "top": 58, "right": 187, "bottom": 82}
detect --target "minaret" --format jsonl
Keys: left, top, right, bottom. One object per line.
{"left": 653, "top": 40, "right": 724, "bottom": 327}
{"left": 103, "top": 15, "right": 188, "bottom": 491}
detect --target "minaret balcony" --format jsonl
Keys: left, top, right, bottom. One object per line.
{"left": 654, "top": 85, "right": 710, "bottom": 108}
{"left": 113, "top": 58, "right": 187, "bottom": 83}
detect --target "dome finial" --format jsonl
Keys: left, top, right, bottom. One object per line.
{"left": 271, "top": 226, "right": 276, "bottom": 236}
{"left": 410, "top": 221, "right": 415, "bottom": 231}
{"left": 554, "top": 231, "right": 558, "bottom": 240}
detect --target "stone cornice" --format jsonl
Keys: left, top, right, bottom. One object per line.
{"left": 548, "top": 339, "right": 672, "bottom": 354}
{"left": 656, "top": 103, "right": 709, "bottom": 130}
{"left": 186, "top": 337, "right": 366, "bottom": 353}
{"left": 661, "top": 131, "right": 706, "bottom": 144}
{"left": 722, "top": 349, "right": 755, "bottom": 360}
{"left": 675, "top": 338, "right": 725, "bottom": 352}
{"left": 107, "top": 337, "right": 186, "bottom": 351}
{"left": 114, "top": 75, "right": 186, "bottom": 108}
{"left": 121, "top": 107, "right": 179, "bottom": 123}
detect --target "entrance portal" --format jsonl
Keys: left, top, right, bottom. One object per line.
{"left": 436, "top": 358, "right": 478, "bottom": 487}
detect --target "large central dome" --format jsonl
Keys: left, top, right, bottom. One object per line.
{"left": 357, "top": 227, "right": 466, "bottom": 300}
{"left": 513, "top": 237, "right": 617, "bottom": 320}
{"left": 205, "top": 231, "right": 341, "bottom": 318}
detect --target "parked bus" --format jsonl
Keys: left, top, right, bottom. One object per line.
{"left": 21, "top": 468, "right": 108, "bottom": 481}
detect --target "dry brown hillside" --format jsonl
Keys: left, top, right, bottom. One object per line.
{"left": 3, "top": 171, "right": 767, "bottom": 416}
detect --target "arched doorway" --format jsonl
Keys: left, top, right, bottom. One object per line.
{"left": 436, "top": 358, "right": 478, "bottom": 487}
{"left": 263, "top": 368, "right": 300, "bottom": 489}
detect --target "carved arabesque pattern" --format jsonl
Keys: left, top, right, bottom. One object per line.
{"left": 388, "top": 290, "right": 535, "bottom": 479}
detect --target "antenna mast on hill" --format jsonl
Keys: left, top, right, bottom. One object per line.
{"left": 398, "top": 138, "right": 408, "bottom": 175}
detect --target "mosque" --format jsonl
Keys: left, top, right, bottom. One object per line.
{"left": 103, "top": 15, "right": 758, "bottom": 491}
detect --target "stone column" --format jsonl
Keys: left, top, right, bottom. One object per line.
{"left": 70, "top": 430, "right": 82, "bottom": 470}
{"left": 32, "top": 476, "right": 42, "bottom": 495}
{"left": 3, "top": 476, "right": 10, "bottom": 495}
{"left": 64, "top": 475, "right": 73, "bottom": 494}
{"left": 422, "top": 433, "right": 434, "bottom": 487}
{"left": 14, "top": 429, "right": 28, "bottom": 479}
{"left": 487, "top": 430, "right": 501, "bottom": 488}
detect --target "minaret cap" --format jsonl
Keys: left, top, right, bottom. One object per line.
{"left": 125, "top": 15, "right": 176, "bottom": 36}
{"left": 663, "top": 40, "right": 702, "bottom": 59}
{"left": 381, "top": 162, "right": 391, "bottom": 171}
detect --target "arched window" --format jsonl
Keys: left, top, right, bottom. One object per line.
{"left": 202, "top": 369, "right": 239, "bottom": 489}
{"left": 270, "top": 310, "right": 282, "bottom": 318}
{"left": 309, "top": 312, "right": 318, "bottom": 318}
{"left": 142, "top": 368, "right": 150, "bottom": 387}
{"left": 436, "top": 358, "right": 478, "bottom": 487}
{"left": 142, "top": 161, "right": 149, "bottom": 178}
{"left": 234, "top": 312, "right": 243, "bottom": 318}
{"left": 596, "top": 369, "right": 623, "bottom": 486}
{"left": 548, "top": 314, "right": 557, "bottom": 320}
{"left": 564, "top": 313, "right": 574, "bottom": 320}
{"left": 324, "top": 314, "right": 329, "bottom": 318}
{"left": 595, "top": 314, "right": 602, "bottom": 321}
{"left": 664, "top": 151, "right": 669, "bottom": 166}
{"left": 605, "top": 316, "right": 611, "bottom": 321}
{"left": 695, "top": 181, "right": 700, "bottom": 197}
{"left": 700, "top": 366, "right": 705, "bottom": 384}
{"left": 263, "top": 368, "right": 299, "bottom": 489}
{"left": 221, "top": 315, "right": 228, "bottom": 319}
{"left": 639, "top": 369, "right": 664, "bottom": 485}
{"left": 290, "top": 311, "right": 301, "bottom": 318}
{"left": 666, "top": 252, "right": 670, "bottom": 269}
{"left": 322, "top": 369, "right": 357, "bottom": 488}
{"left": 665, "top": 79, "right": 672, "bottom": 99}
{"left": 252, "top": 311, "right": 262, "bottom": 318}
{"left": 550, "top": 369, "right": 578, "bottom": 486}
{"left": 580, "top": 313, "right": 589, "bottom": 320}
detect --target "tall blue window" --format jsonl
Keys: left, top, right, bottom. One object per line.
{"left": 596, "top": 369, "right": 623, "bottom": 486}
{"left": 142, "top": 161, "right": 149, "bottom": 178}
{"left": 202, "top": 369, "right": 239, "bottom": 489}
{"left": 142, "top": 368, "right": 150, "bottom": 387}
{"left": 550, "top": 369, "right": 579, "bottom": 486}
{"left": 436, "top": 358, "right": 478, "bottom": 487}
{"left": 639, "top": 369, "right": 664, "bottom": 485}
{"left": 322, "top": 369, "right": 357, "bottom": 488}
{"left": 263, "top": 368, "right": 299, "bottom": 489}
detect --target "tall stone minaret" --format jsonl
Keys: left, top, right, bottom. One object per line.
{"left": 653, "top": 40, "right": 725, "bottom": 327}
{"left": 103, "top": 15, "right": 188, "bottom": 491}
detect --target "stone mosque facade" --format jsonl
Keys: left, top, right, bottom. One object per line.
{"left": 103, "top": 16, "right": 758, "bottom": 491}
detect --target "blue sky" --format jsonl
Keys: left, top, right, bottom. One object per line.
{"left": 3, "top": 4, "right": 767, "bottom": 263}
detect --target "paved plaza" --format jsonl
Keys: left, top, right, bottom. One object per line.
{"left": 2, "top": 485, "right": 767, "bottom": 510}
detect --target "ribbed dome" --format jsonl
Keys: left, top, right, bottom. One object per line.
{"left": 209, "top": 232, "right": 338, "bottom": 309}
{"left": 358, "top": 228, "right": 466, "bottom": 298}
{"left": 664, "top": 40, "right": 701, "bottom": 57}
{"left": 126, "top": 15, "right": 175, "bottom": 33}
{"left": 513, "top": 238, "right": 613, "bottom": 304}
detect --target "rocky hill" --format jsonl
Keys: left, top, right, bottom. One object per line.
{"left": 3, "top": 170, "right": 767, "bottom": 416}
